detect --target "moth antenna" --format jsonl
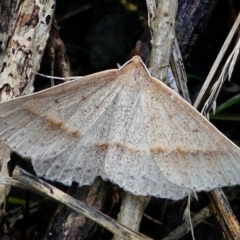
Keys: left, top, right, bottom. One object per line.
{"left": 35, "top": 72, "right": 81, "bottom": 81}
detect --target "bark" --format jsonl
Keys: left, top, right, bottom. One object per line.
{"left": 141, "top": 0, "right": 219, "bottom": 62}
{"left": 210, "top": 189, "right": 240, "bottom": 240}
{"left": 0, "top": 0, "right": 55, "bottom": 100}
{"left": 113, "top": 193, "right": 150, "bottom": 240}
{"left": 148, "top": 0, "right": 178, "bottom": 82}
{"left": 0, "top": 0, "right": 55, "bottom": 237}
{"left": 176, "top": 0, "right": 219, "bottom": 59}
{"left": 0, "top": 143, "right": 11, "bottom": 227}
{"left": 51, "top": 179, "right": 112, "bottom": 240}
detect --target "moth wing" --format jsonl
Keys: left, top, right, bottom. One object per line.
{"left": 0, "top": 60, "right": 192, "bottom": 199}
{"left": 0, "top": 69, "right": 120, "bottom": 180}
{"left": 101, "top": 78, "right": 191, "bottom": 199}
{"left": 2, "top": 56, "right": 240, "bottom": 197}
{"left": 145, "top": 75, "right": 240, "bottom": 191}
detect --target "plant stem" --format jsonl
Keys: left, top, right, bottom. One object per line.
{"left": 113, "top": 192, "right": 150, "bottom": 240}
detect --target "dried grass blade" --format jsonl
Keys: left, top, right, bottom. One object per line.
{"left": 193, "top": 12, "right": 240, "bottom": 110}
{"left": 170, "top": 38, "right": 191, "bottom": 103}
{"left": 201, "top": 38, "right": 240, "bottom": 117}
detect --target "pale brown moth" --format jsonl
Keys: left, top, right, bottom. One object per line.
{"left": 0, "top": 56, "right": 240, "bottom": 200}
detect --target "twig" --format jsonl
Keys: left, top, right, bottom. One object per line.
{"left": 148, "top": 0, "right": 178, "bottom": 84}
{"left": 209, "top": 189, "right": 240, "bottom": 239}
{"left": 0, "top": 167, "right": 152, "bottom": 240}
{"left": 161, "top": 207, "right": 211, "bottom": 240}
{"left": 170, "top": 38, "right": 191, "bottom": 102}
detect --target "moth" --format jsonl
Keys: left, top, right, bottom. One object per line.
{"left": 1, "top": 56, "right": 240, "bottom": 200}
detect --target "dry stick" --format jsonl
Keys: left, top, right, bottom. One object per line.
{"left": 116, "top": 193, "right": 150, "bottom": 233}
{"left": 112, "top": 189, "right": 150, "bottom": 239}
{"left": 113, "top": 1, "right": 178, "bottom": 239}
{"left": 0, "top": 167, "right": 152, "bottom": 240}
{"left": 49, "top": 18, "right": 71, "bottom": 79}
{"left": 209, "top": 189, "right": 240, "bottom": 239}
{"left": 193, "top": 12, "right": 240, "bottom": 110}
{"left": 161, "top": 207, "right": 211, "bottom": 240}
{"left": 170, "top": 39, "right": 191, "bottom": 103}
{"left": 48, "top": 18, "right": 71, "bottom": 86}
{"left": 148, "top": 0, "right": 178, "bottom": 82}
